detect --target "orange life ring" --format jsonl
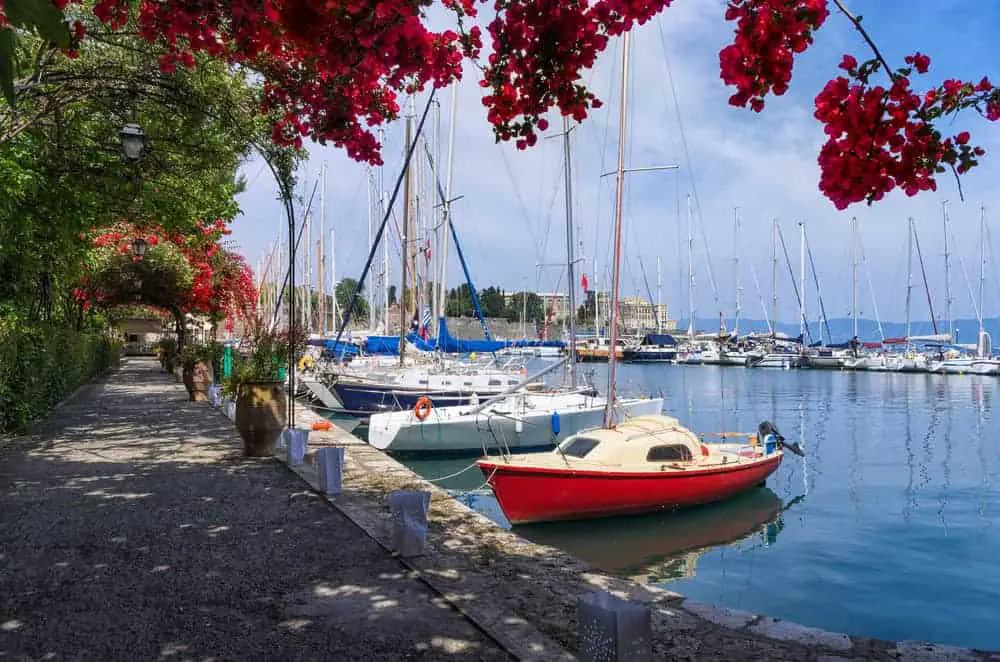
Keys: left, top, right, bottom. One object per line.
{"left": 414, "top": 396, "right": 433, "bottom": 421}
{"left": 311, "top": 420, "right": 332, "bottom": 431}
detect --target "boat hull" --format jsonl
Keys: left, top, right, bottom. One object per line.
{"left": 622, "top": 349, "right": 676, "bottom": 363}
{"left": 576, "top": 349, "right": 623, "bottom": 362}
{"left": 331, "top": 380, "right": 505, "bottom": 413}
{"left": 930, "top": 359, "right": 973, "bottom": 374}
{"left": 750, "top": 354, "right": 801, "bottom": 369}
{"left": 369, "top": 396, "right": 665, "bottom": 453}
{"left": 479, "top": 454, "right": 783, "bottom": 524}
{"left": 971, "top": 359, "right": 1000, "bottom": 375}
{"left": 806, "top": 356, "right": 845, "bottom": 370}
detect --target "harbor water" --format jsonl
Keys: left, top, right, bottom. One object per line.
{"left": 391, "top": 363, "right": 1000, "bottom": 650}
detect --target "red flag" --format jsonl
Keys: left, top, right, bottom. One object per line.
{"left": 581, "top": 273, "right": 589, "bottom": 292}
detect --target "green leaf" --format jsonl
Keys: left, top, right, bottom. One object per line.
{"left": 0, "top": 29, "right": 14, "bottom": 107}
{"left": 4, "top": 0, "right": 71, "bottom": 48}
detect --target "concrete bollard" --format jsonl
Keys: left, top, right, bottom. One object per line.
{"left": 207, "top": 384, "right": 222, "bottom": 408}
{"left": 223, "top": 399, "right": 236, "bottom": 421}
{"left": 286, "top": 428, "right": 309, "bottom": 465}
{"left": 315, "top": 447, "right": 345, "bottom": 495}
{"left": 577, "top": 590, "right": 652, "bottom": 662}
{"left": 388, "top": 490, "right": 430, "bottom": 557}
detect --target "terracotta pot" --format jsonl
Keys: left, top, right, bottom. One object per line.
{"left": 234, "top": 381, "right": 287, "bottom": 457}
{"left": 182, "top": 361, "right": 214, "bottom": 402}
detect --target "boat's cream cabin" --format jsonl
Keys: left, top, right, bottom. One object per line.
{"left": 543, "top": 415, "right": 766, "bottom": 469}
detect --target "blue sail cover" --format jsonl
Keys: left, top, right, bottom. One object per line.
{"left": 307, "top": 337, "right": 361, "bottom": 356}
{"left": 513, "top": 339, "right": 566, "bottom": 348}
{"left": 405, "top": 331, "right": 438, "bottom": 352}
{"left": 641, "top": 334, "right": 677, "bottom": 346}
{"left": 363, "top": 335, "right": 401, "bottom": 355}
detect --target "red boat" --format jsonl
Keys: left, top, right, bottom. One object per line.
{"left": 477, "top": 415, "right": 791, "bottom": 525}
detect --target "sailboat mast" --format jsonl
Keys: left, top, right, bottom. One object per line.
{"left": 979, "top": 206, "right": 987, "bottom": 334}
{"left": 378, "top": 127, "right": 389, "bottom": 333}
{"left": 604, "top": 31, "right": 631, "bottom": 429}
{"left": 851, "top": 216, "right": 858, "bottom": 339}
{"left": 905, "top": 217, "right": 914, "bottom": 341}
{"left": 943, "top": 201, "right": 953, "bottom": 340}
{"left": 438, "top": 84, "right": 458, "bottom": 331}
{"left": 330, "top": 228, "right": 336, "bottom": 332}
{"left": 770, "top": 218, "right": 778, "bottom": 337}
{"left": 431, "top": 99, "right": 441, "bottom": 324}
{"left": 399, "top": 113, "right": 413, "bottom": 366}
{"left": 857, "top": 223, "right": 885, "bottom": 342}
{"left": 656, "top": 256, "right": 662, "bottom": 334}
{"left": 319, "top": 163, "right": 327, "bottom": 335}
{"left": 912, "top": 220, "right": 939, "bottom": 335}
{"left": 686, "top": 194, "right": 695, "bottom": 337}
{"left": 594, "top": 256, "right": 600, "bottom": 338}
{"left": 799, "top": 221, "right": 805, "bottom": 340}
{"left": 734, "top": 207, "right": 741, "bottom": 336}
{"left": 562, "top": 116, "right": 579, "bottom": 382}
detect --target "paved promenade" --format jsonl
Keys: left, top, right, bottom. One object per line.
{"left": 0, "top": 358, "right": 511, "bottom": 661}
{"left": 4, "top": 358, "right": 999, "bottom": 662}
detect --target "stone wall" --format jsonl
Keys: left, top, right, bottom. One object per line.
{"left": 445, "top": 316, "right": 531, "bottom": 340}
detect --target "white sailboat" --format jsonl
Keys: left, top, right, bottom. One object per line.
{"left": 476, "top": 32, "right": 795, "bottom": 526}
{"left": 928, "top": 203, "right": 972, "bottom": 374}
{"left": 970, "top": 207, "right": 1000, "bottom": 375}
{"left": 367, "top": 105, "right": 663, "bottom": 453}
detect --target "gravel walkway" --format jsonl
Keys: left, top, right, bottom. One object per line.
{"left": 0, "top": 358, "right": 511, "bottom": 662}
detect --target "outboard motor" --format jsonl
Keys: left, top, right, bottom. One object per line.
{"left": 757, "top": 421, "right": 805, "bottom": 457}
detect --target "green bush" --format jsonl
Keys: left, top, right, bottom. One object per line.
{"left": 0, "top": 316, "right": 121, "bottom": 433}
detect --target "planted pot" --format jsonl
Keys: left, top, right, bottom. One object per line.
{"left": 234, "top": 380, "right": 287, "bottom": 457}
{"left": 182, "top": 361, "right": 214, "bottom": 402}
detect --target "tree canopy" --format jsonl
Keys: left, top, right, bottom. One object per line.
{"left": 0, "top": 17, "right": 285, "bottom": 334}
{"left": 2, "top": 0, "right": 997, "bottom": 210}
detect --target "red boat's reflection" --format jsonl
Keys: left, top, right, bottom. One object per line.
{"left": 515, "top": 487, "right": 786, "bottom": 581}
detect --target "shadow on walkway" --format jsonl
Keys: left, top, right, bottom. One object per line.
{"left": 0, "top": 358, "right": 510, "bottom": 661}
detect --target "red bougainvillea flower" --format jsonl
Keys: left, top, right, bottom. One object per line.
{"left": 720, "top": 0, "right": 829, "bottom": 112}
{"left": 77, "top": 220, "right": 257, "bottom": 321}
{"left": 813, "top": 53, "right": 996, "bottom": 208}
{"left": 3, "top": 0, "right": 999, "bottom": 210}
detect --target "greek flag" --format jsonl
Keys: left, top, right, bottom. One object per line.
{"left": 420, "top": 306, "right": 432, "bottom": 340}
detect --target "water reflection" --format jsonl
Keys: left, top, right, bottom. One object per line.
{"left": 516, "top": 488, "right": 789, "bottom": 583}
{"left": 388, "top": 365, "right": 1000, "bottom": 649}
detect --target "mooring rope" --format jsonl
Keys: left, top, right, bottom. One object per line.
{"left": 421, "top": 461, "right": 481, "bottom": 483}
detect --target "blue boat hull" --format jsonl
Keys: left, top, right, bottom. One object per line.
{"left": 331, "top": 381, "right": 504, "bottom": 414}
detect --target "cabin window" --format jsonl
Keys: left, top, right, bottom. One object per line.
{"left": 488, "top": 379, "right": 502, "bottom": 386}
{"left": 646, "top": 445, "right": 693, "bottom": 462}
{"left": 418, "top": 379, "right": 429, "bottom": 385}
{"left": 562, "top": 436, "right": 600, "bottom": 458}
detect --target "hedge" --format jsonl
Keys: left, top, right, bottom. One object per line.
{"left": 0, "top": 317, "right": 121, "bottom": 433}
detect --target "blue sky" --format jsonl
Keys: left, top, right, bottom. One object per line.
{"left": 229, "top": 1, "right": 1000, "bottom": 326}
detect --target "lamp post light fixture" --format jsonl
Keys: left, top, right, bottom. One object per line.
{"left": 131, "top": 236, "right": 148, "bottom": 258}
{"left": 119, "top": 123, "right": 146, "bottom": 162}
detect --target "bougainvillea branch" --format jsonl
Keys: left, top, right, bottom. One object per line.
{"left": 76, "top": 220, "right": 257, "bottom": 329}
{"left": 718, "top": 0, "right": 999, "bottom": 209}
{"left": 2, "top": 0, "right": 999, "bottom": 210}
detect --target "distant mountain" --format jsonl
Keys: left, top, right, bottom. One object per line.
{"left": 672, "top": 316, "right": 1000, "bottom": 345}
